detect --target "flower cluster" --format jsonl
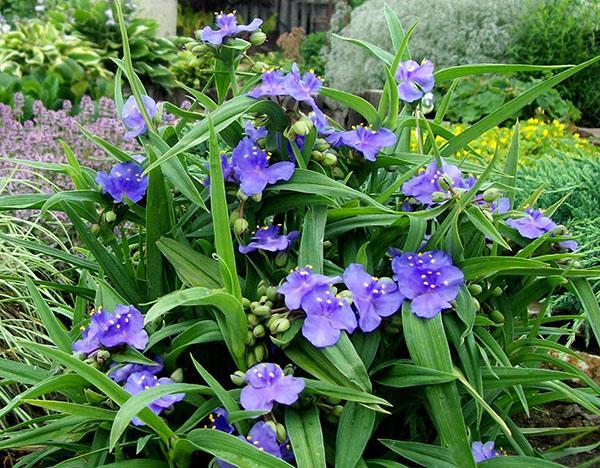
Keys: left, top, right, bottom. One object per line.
{"left": 206, "top": 408, "right": 293, "bottom": 466}
{"left": 278, "top": 255, "right": 463, "bottom": 348}
{"left": 395, "top": 59, "right": 435, "bottom": 103}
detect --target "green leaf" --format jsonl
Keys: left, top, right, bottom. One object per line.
{"left": 383, "top": 4, "right": 406, "bottom": 52}
{"left": 380, "top": 440, "right": 456, "bottom": 468}
{"left": 479, "top": 457, "right": 564, "bottom": 467}
{"left": 182, "top": 428, "right": 293, "bottom": 467}
{"left": 208, "top": 116, "right": 242, "bottom": 301}
{"left": 502, "top": 122, "right": 519, "bottom": 206}
{"left": 336, "top": 402, "right": 376, "bottom": 468}
{"left": 440, "top": 56, "right": 600, "bottom": 157}
{"left": 24, "top": 400, "right": 116, "bottom": 421}
{"left": 569, "top": 278, "right": 600, "bottom": 348}
{"left": 25, "top": 278, "right": 72, "bottom": 354}
{"left": 459, "top": 257, "right": 549, "bottom": 280}
{"left": 332, "top": 34, "right": 393, "bottom": 64}
{"left": 157, "top": 237, "right": 222, "bottom": 289}
{"left": 286, "top": 406, "right": 326, "bottom": 468}
{"left": 464, "top": 205, "right": 511, "bottom": 250}
{"left": 435, "top": 63, "right": 572, "bottom": 83}
{"left": 401, "top": 305, "right": 475, "bottom": 467}
{"left": 109, "top": 383, "right": 210, "bottom": 450}
{"left": 303, "top": 379, "right": 391, "bottom": 407}
{"left": 145, "top": 287, "right": 247, "bottom": 370}
{"left": 285, "top": 334, "right": 372, "bottom": 392}
{"left": 321, "top": 87, "right": 379, "bottom": 126}
{"left": 373, "top": 361, "right": 456, "bottom": 388}
{"left": 298, "top": 205, "right": 327, "bottom": 273}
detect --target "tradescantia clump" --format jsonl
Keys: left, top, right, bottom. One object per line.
{"left": 1, "top": 2, "right": 599, "bottom": 466}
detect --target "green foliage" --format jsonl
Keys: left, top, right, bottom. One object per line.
{"left": 300, "top": 32, "right": 327, "bottom": 77}
{"left": 507, "top": 0, "right": 600, "bottom": 126}
{"left": 443, "top": 74, "right": 581, "bottom": 124}
{"left": 0, "top": 18, "right": 112, "bottom": 109}
{"left": 1, "top": 2, "right": 599, "bottom": 466}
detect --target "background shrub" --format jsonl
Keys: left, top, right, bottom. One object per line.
{"left": 301, "top": 31, "right": 327, "bottom": 77}
{"left": 326, "top": 0, "right": 521, "bottom": 92}
{"left": 507, "top": 0, "right": 600, "bottom": 126}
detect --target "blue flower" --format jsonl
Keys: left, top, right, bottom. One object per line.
{"left": 343, "top": 263, "right": 403, "bottom": 332}
{"left": 206, "top": 407, "right": 235, "bottom": 434}
{"left": 121, "top": 95, "right": 157, "bottom": 140}
{"left": 240, "top": 363, "right": 305, "bottom": 412}
{"left": 402, "top": 160, "right": 463, "bottom": 205}
{"left": 506, "top": 208, "right": 577, "bottom": 251}
{"left": 73, "top": 305, "right": 148, "bottom": 355}
{"left": 200, "top": 12, "right": 262, "bottom": 46}
{"left": 396, "top": 59, "right": 435, "bottom": 103}
{"left": 329, "top": 124, "right": 396, "bottom": 161}
{"left": 96, "top": 161, "right": 149, "bottom": 203}
{"left": 472, "top": 441, "right": 503, "bottom": 463}
{"left": 300, "top": 285, "right": 357, "bottom": 347}
{"left": 278, "top": 266, "right": 341, "bottom": 310}
{"left": 231, "top": 137, "right": 295, "bottom": 196}
{"left": 392, "top": 250, "right": 464, "bottom": 319}
{"left": 239, "top": 224, "right": 299, "bottom": 254}
{"left": 123, "top": 371, "right": 184, "bottom": 426}
{"left": 248, "top": 70, "right": 287, "bottom": 99}
{"left": 109, "top": 356, "right": 164, "bottom": 383}
{"left": 244, "top": 121, "right": 268, "bottom": 142}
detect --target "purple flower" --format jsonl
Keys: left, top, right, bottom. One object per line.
{"left": 300, "top": 286, "right": 357, "bottom": 347}
{"left": 121, "top": 95, "right": 157, "bottom": 140}
{"left": 244, "top": 121, "right": 268, "bottom": 142}
{"left": 396, "top": 59, "right": 435, "bottom": 103}
{"left": 123, "top": 371, "right": 184, "bottom": 426}
{"left": 206, "top": 408, "right": 235, "bottom": 434}
{"left": 73, "top": 305, "right": 148, "bottom": 355}
{"left": 278, "top": 266, "right": 341, "bottom": 310}
{"left": 490, "top": 197, "right": 510, "bottom": 214}
{"left": 200, "top": 12, "right": 262, "bottom": 46}
{"left": 96, "top": 161, "right": 149, "bottom": 203}
{"left": 329, "top": 125, "right": 396, "bottom": 162}
{"left": 231, "top": 137, "right": 295, "bottom": 196}
{"left": 471, "top": 441, "right": 503, "bottom": 463}
{"left": 203, "top": 153, "right": 236, "bottom": 187}
{"left": 392, "top": 250, "right": 464, "bottom": 319}
{"left": 239, "top": 224, "right": 299, "bottom": 254}
{"left": 559, "top": 239, "right": 578, "bottom": 252}
{"left": 217, "top": 422, "right": 289, "bottom": 468}
{"left": 506, "top": 208, "right": 557, "bottom": 239}
{"left": 248, "top": 70, "right": 287, "bottom": 99}
{"left": 109, "top": 357, "right": 164, "bottom": 383}
{"left": 343, "top": 264, "right": 403, "bottom": 332}
{"left": 283, "top": 64, "right": 322, "bottom": 105}
{"left": 240, "top": 363, "right": 305, "bottom": 412}
{"left": 402, "top": 160, "right": 463, "bottom": 205}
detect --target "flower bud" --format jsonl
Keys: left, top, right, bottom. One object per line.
{"left": 253, "top": 305, "right": 271, "bottom": 318}
{"left": 229, "top": 209, "right": 240, "bottom": 225}
{"left": 247, "top": 313, "right": 259, "bottom": 328}
{"left": 250, "top": 30, "right": 267, "bottom": 46}
{"left": 246, "top": 330, "right": 256, "bottom": 346}
{"left": 275, "top": 423, "right": 287, "bottom": 443}
{"left": 246, "top": 352, "right": 258, "bottom": 368}
{"left": 257, "top": 283, "right": 267, "bottom": 297}
{"left": 96, "top": 349, "right": 110, "bottom": 364}
{"left": 230, "top": 370, "right": 247, "bottom": 386}
{"left": 331, "top": 405, "right": 344, "bottom": 417}
{"left": 275, "top": 252, "right": 288, "bottom": 267}
{"left": 482, "top": 188, "right": 501, "bottom": 203}
{"left": 331, "top": 167, "right": 345, "bottom": 179}
{"left": 490, "top": 310, "right": 505, "bottom": 324}
{"left": 292, "top": 119, "right": 312, "bottom": 136}
{"left": 191, "top": 44, "right": 209, "bottom": 55}
{"left": 170, "top": 368, "right": 184, "bottom": 382}
{"left": 322, "top": 153, "right": 338, "bottom": 167}
{"left": 270, "top": 317, "right": 291, "bottom": 334}
{"left": 84, "top": 357, "right": 100, "bottom": 369}
{"left": 421, "top": 92, "right": 435, "bottom": 114}
{"left": 242, "top": 297, "right": 252, "bottom": 309}
{"left": 233, "top": 218, "right": 249, "bottom": 235}
{"left": 254, "top": 343, "right": 267, "bottom": 362}
{"left": 265, "top": 420, "right": 277, "bottom": 433}
{"left": 251, "top": 192, "right": 263, "bottom": 203}
{"left": 315, "top": 138, "right": 330, "bottom": 152}
{"left": 468, "top": 284, "right": 483, "bottom": 296}
{"left": 237, "top": 189, "right": 249, "bottom": 202}
{"left": 73, "top": 351, "right": 87, "bottom": 360}
{"left": 283, "top": 364, "right": 295, "bottom": 376}
{"left": 91, "top": 224, "right": 101, "bottom": 235}
{"left": 437, "top": 175, "right": 454, "bottom": 191}
{"left": 252, "top": 61, "right": 268, "bottom": 73}
{"left": 471, "top": 297, "right": 481, "bottom": 311}
{"left": 431, "top": 191, "right": 448, "bottom": 203}
{"left": 311, "top": 150, "right": 324, "bottom": 161}
{"left": 253, "top": 324, "right": 266, "bottom": 338}
{"left": 104, "top": 211, "right": 117, "bottom": 223}
{"left": 492, "top": 286, "right": 503, "bottom": 296}
{"left": 266, "top": 286, "right": 279, "bottom": 302}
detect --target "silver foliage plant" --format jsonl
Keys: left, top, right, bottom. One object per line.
{"left": 326, "top": 0, "right": 522, "bottom": 92}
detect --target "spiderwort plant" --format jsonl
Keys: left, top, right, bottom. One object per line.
{"left": 2, "top": 2, "right": 600, "bottom": 466}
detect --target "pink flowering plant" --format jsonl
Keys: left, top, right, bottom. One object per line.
{"left": 1, "top": 2, "right": 600, "bottom": 466}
